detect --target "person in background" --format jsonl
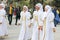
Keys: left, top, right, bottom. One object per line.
{"left": 8, "top": 3, "right": 14, "bottom": 25}
{"left": 13, "top": 6, "right": 16, "bottom": 16}
{"left": 56, "top": 9, "right": 60, "bottom": 23}
{"left": 52, "top": 6, "right": 59, "bottom": 27}
{"left": 15, "top": 6, "right": 21, "bottom": 25}
{"left": 58, "top": 9, "right": 60, "bottom": 18}
{"left": 56, "top": 9, "right": 60, "bottom": 19}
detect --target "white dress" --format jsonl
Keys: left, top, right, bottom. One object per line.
{"left": 2, "top": 9, "right": 8, "bottom": 35}
{"left": 0, "top": 9, "right": 8, "bottom": 36}
{"left": 18, "top": 11, "right": 31, "bottom": 40}
{"left": 42, "top": 12, "right": 55, "bottom": 40}
{"left": 31, "top": 10, "right": 43, "bottom": 40}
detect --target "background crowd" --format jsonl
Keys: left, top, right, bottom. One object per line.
{"left": 4, "top": 2, "right": 60, "bottom": 27}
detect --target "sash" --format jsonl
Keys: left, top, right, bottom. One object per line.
{"left": 35, "top": 14, "right": 40, "bottom": 40}
{"left": 43, "top": 18, "right": 46, "bottom": 40}
{"left": 22, "top": 15, "right": 26, "bottom": 40}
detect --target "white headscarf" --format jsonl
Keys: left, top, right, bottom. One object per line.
{"left": 43, "top": 5, "right": 53, "bottom": 18}
{"left": 35, "top": 3, "right": 43, "bottom": 12}
{"left": 45, "top": 5, "right": 52, "bottom": 13}
{"left": 23, "top": 5, "right": 28, "bottom": 12}
{"left": 0, "top": 3, "right": 5, "bottom": 9}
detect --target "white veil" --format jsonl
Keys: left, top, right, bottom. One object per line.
{"left": 35, "top": 3, "right": 43, "bottom": 12}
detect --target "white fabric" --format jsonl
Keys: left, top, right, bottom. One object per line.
{"left": 23, "top": 5, "right": 28, "bottom": 11}
{"left": 18, "top": 11, "right": 31, "bottom": 40}
{"left": 31, "top": 7, "right": 43, "bottom": 40}
{"left": 35, "top": 3, "right": 43, "bottom": 12}
{"left": 0, "top": 9, "right": 8, "bottom": 36}
{"left": 31, "top": 3, "right": 43, "bottom": 40}
{"left": 42, "top": 5, "right": 55, "bottom": 40}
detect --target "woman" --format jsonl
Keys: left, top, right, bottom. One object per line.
{"left": 31, "top": 3, "right": 43, "bottom": 40}
{"left": 0, "top": 3, "right": 8, "bottom": 37}
{"left": 18, "top": 6, "right": 31, "bottom": 40}
{"left": 42, "top": 5, "right": 56, "bottom": 40}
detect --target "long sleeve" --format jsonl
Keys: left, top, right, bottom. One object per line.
{"left": 27, "top": 12, "right": 31, "bottom": 25}
{"left": 49, "top": 13, "right": 55, "bottom": 22}
{"left": 38, "top": 12, "right": 43, "bottom": 26}
{"left": 49, "top": 13, "right": 55, "bottom": 28}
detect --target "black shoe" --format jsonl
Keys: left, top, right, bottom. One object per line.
{"left": 9, "top": 23, "right": 11, "bottom": 25}
{"left": 15, "top": 23, "right": 17, "bottom": 25}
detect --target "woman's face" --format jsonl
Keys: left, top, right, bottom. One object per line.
{"left": 23, "top": 7, "right": 27, "bottom": 12}
{"left": 35, "top": 6, "right": 40, "bottom": 11}
{"left": 45, "top": 7, "right": 48, "bottom": 12}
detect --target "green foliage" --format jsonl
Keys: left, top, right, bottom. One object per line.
{"left": 13, "top": 1, "right": 30, "bottom": 10}
{"left": 19, "top": 1, "right": 29, "bottom": 7}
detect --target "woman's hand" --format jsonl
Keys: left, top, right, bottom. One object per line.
{"left": 53, "top": 28, "right": 56, "bottom": 32}
{"left": 0, "top": 22, "right": 2, "bottom": 24}
{"left": 29, "top": 23, "right": 32, "bottom": 28}
{"left": 38, "top": 26, "right": 43, "bottom": 30}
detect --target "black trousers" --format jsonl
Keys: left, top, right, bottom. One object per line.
{"left": 8, "top": 14, "right": 12, "bottom": 25}
{"left": 15, "top": 16, "right": 20, "bottom": 25}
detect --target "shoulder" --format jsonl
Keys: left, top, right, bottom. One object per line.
{"left": 39, "top": 11, "right": 43, "bottom": 14}
{"left": 20, "top": 11, "right": 23, "bottom": 15}
{"left": 34, "top": 11, "right": 37, "bottom": 13}
{"left": 27, "top": 12, "right": 31, "bottom": 16}
{"left": 49, "top": 12, "right": 55, "bottom": 17}
{"left": 2, "top": 9, "right": 6, "bottom": 13}
{"left": 3, "top": 9, "right": 6, "bottom": 12}
{"left": 27, "top": 12, "right": 31, "bottom": 14}
{"left": 20, "top": 11, "right": 23, "bottom": 14}
{"left": 50, "top": 12, "right": 54, "bottom": 15}
{"left": 33, "top": 11, "right": 37, "bottom": 14}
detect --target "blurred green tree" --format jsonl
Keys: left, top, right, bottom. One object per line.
{"left": 53, "top": 0, "right": 60, "bottom": 7}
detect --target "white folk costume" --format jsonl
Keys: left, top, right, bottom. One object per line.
{"left": 42, "top": 5, "right": 55, "bottom": 40}
{"left": 31, "top": 3, "right": 43, "bottom": 40}
{"left": 0, "top": 3, "right": 8, "bottom": 36}
{"left": 18, "top": 6, "right": 31, "bottom": 40}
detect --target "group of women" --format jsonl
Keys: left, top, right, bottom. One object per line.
{"left": 18, "top": 3, "right": 56, "bottom": 40}
{"left": 0, "top": 2, "right": 56, "bottom": 40}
